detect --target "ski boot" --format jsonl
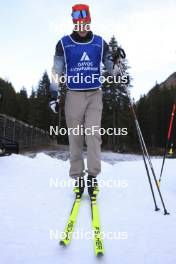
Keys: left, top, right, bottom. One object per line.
{"left": 73, "top": 176, "right": 85, "bottom": 196}
{"left": 87, "top": 175, "right": 99, "bottom": 197}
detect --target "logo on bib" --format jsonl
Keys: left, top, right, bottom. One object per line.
{"left": 80, "top": 52, "right": 90, "bottom": 61}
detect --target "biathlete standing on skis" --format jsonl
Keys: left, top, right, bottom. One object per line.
{"left": 49, "top": 4, "right": 121, "bottom": 197}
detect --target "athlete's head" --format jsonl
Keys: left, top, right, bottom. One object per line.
{"left": 71, "top": 4, "right": 91, "bottom": 34}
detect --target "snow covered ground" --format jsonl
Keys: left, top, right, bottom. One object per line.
{"left": 25, "top": 146, "right": 150, "bottom": 164}
{"left": 0, "top": 153, "right": 176, "bottom": 264}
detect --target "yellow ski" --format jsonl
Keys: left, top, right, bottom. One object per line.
{"left": 91, "top": 196, "right": 104, "bottom": 257}
{"left": 60, "top": 194, "right": 81, "bottom": 246}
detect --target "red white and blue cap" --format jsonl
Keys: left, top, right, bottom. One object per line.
{"left": 72, "top": 4, "right": 91, "bottom": 23}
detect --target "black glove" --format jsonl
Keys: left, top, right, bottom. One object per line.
{"left": 113, "top": 47, "right": 126, "bottom": 64}
{"left": 49, "top": 99, "right": 60, "bottom": 114}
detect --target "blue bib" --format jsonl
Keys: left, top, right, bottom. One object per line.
{"left": 61, "top": 34, "right": 103, "bottom": 90}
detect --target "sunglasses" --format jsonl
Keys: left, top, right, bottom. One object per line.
{"left": 72, "top": 10, "right": 88, "bottom": 19}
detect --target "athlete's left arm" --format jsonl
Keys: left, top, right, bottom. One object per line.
{"left": 102, "top": 40, "right": 121, "bottom": 76}
{"left": 102, "top": 40, "right": 114, "bottom": 75}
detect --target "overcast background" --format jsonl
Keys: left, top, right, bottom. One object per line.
{"left": 0, "top": 0, "right": 176, "bottom": 100}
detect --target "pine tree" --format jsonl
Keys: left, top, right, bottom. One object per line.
{"left": 101, "top": 36, "right": 132, "bottom": 151}
{"left": 16, "top": 87, "right": 29, "bottom": 122}
{"left": 35, "top": 71, "right": 51, "bottom": 130}
{"left": 0, "top": 78, "right": 18, "bottom": 117}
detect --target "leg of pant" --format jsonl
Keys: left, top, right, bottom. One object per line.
{"left": 84, "top": 90, "right": 103, "bottom": 177}
{"left": 65, "top": 91, "right": 86, "bottom": 178}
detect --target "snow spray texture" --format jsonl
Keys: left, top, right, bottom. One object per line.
{"left": 61, "top": 35, "right": 102, "bottom": 90}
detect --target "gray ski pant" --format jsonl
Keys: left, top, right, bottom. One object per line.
{"left": 64, "top": 89, "right": 103, "bottom": 178}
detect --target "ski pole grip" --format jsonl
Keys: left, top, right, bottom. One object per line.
{"left": 117, "top": 48, "right": 126, "bottom": 59}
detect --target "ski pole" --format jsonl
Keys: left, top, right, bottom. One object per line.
{"left": 116, "top": 58, "right": 159, "bottom": 210}
{"left": 129, "top": 104, "right": 159, "bottom": 211}
{"left": 134, "top": 112, "right": 169, "bottom": 215}
{"left": 158, "top": 104, "right": 176, "bottom": 186}
{"left": 117, "top": 49, "right": 169, "bottom": 214}
{"left": 128, "top": 83, "right": 169, "bottom": 214}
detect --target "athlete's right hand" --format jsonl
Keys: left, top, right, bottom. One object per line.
{"left": 49, "top": 99, "right": 60, "bottom": 114}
